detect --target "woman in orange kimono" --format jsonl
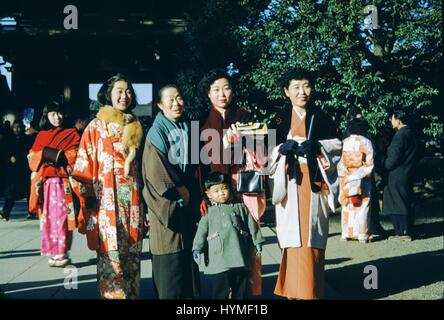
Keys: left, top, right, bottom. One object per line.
{"left": 28, "top": 101, "right": 80, "bottom": 267}
{"left": 268, "top": 68, "right": 342, "bottom": 300}
{"left": 72, "top": 74, "right": 144, "bottom": 299}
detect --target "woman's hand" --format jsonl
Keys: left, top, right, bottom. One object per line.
{"left": 143, "top": 219, "right": 150, "bottom": 236}
{"left": 223, "top": 124, "right": 241, "bottom": 148}
{"left": 176, "top": 186, "right": 190, "bottom": 207}
{"left": 319, "top": 153, "right": 330, "bottom": 170}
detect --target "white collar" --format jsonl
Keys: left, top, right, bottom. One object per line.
{"left": 293, "top": 107, "right": 306, "bottom": 120}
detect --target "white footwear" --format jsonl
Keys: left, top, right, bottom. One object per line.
{"left": 49, "top": 254, "right": 69, "bottom": 267}
{"left": 48, "top": 257, "right": 57, "bottom": 267}
{"left": 54, "top": 258, "right": 69, "bottom": 267}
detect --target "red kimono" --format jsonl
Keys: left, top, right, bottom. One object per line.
{"left": 28, "top": 127, "right": 80, "bottom": 231}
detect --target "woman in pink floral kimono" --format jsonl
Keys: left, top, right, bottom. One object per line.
{"left": 72, "top": 74, "right": 144, "bottom": 299}
{"left": 28, "top": 102, "right": 80, "bottom": 267}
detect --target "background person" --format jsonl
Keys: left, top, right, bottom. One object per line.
{"left": 27, "top": 101, "right": 80, "bottom": 267}
{"left": 383, "top": 110, "right": 419, "bottom": 241}
{"left": 338, "top": 118, "right": 374, "bottom": 243}
{"left": 0, "top": 120, "right": 33, "bottom": 221}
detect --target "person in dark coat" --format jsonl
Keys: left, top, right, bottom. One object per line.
{"left": 0, "top": 120, "right": 34, "bottom": 221}
{"left": 383, "top": 110, "right": 419, "bottom": 241}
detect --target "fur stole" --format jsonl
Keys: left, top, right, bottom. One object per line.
{"left": 96, "top": 105, "right": 143, "bottom": 176}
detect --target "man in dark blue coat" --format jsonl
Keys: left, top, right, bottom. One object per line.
{"left": 383, "top": 110, "right": 419, "bottom": 241}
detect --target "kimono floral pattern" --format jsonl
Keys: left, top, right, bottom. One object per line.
{"left": 28, "top": 149, "right": 78, "bottom": 231}
{"left": 337, "top": 134, "right": 374, "bottom": 241}
{"left": 72, "top": 117, "right": 143, "bottom": 299}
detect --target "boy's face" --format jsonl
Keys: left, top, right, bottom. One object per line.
{"left": 206, "top": 183, "right": 230, "bottom": 204}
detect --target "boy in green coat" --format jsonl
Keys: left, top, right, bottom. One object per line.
{"left": 192, "top": 172, "right": 265, "bottom": 299}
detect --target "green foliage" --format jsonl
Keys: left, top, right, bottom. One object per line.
{"left": 235, "top": 0, "right": 442, "bottom": 141}
{"left": 176, "top": 0, "right": 442, "bottom": 144}
{"left": 176, "top": 0, "right": 270, "bottom": 120}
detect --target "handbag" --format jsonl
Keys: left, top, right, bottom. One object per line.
{"left": 237, "top": 170, "right": 264, "bottom": 193}
{"left": 42, "top": 146, "right": 63, "bottom": 166}
{"left": 237, "top": 149, "right": 265, "bottom": 194}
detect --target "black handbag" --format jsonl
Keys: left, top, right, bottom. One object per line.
{"left": 237, "top": 170, "right": 265, "bottom": 193}
{"left": 42, "top": 146, "right": 63, "bottom": 166}
{"left": 236, "top": 149, "right": 265, "bottom": 194}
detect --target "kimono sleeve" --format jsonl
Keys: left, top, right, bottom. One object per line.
{"left": 27, "top": 150, "right": 43, "bottom": 172}
{"left": 243, "top": 205, "right": 265, "bottom": 246}
{"left": 142, "top": 142, "right": 182, "bottom": 228}
{"left": 72, "top": 125, "right": 97, "bottom": 187}
{"left": 345, "top": 137, "right": 374, "bottom": 182}
{"left": 64, "top": 131, "right": 81, "bottom": 170}
{"left": 71, "top": 124, "right": 98, "bottom": 235}
{"left": 142, "top": 142, "right": 179, "bottom": 198}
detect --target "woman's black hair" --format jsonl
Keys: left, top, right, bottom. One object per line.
{"left": 348, "top": 107, "right": 363, "bottom": 121}
{"left": 347, "top": 118, "right": 370, "bottom": 137}
{"left": 97, "top": 73, "right": 138, "bottom": 111}
{"left": 204, "top": 171, "right": 230, "bottom": 191}
{"left": 198, "top": 68, "right": 232, "bottom": 97}
{"left": 279, "top": 68, "right": 315, "bottom": 96}
{"left": 39, "top": 101, "right": 68, "bottom": 130}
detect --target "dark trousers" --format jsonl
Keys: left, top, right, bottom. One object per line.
{"left": 152, "top": 250, "right": 200, "bottom": 299}
{"left": 368, "top": 176, "right": 385, "bottom": 234}
{"left": 211, "top": 268, "right": 249, "bottom": 300}
{"left": 2, "top": 198, "right": 15, "bottom": 217}
{"left": 1, "top": 183, "right": 29, "bottom": 217}
{"left": 391, "top": 214, "right": 415, "bottom": 236}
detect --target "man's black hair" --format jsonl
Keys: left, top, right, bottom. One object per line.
{"left": 392, "top": 109, "right": 411, "bottom": 125}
